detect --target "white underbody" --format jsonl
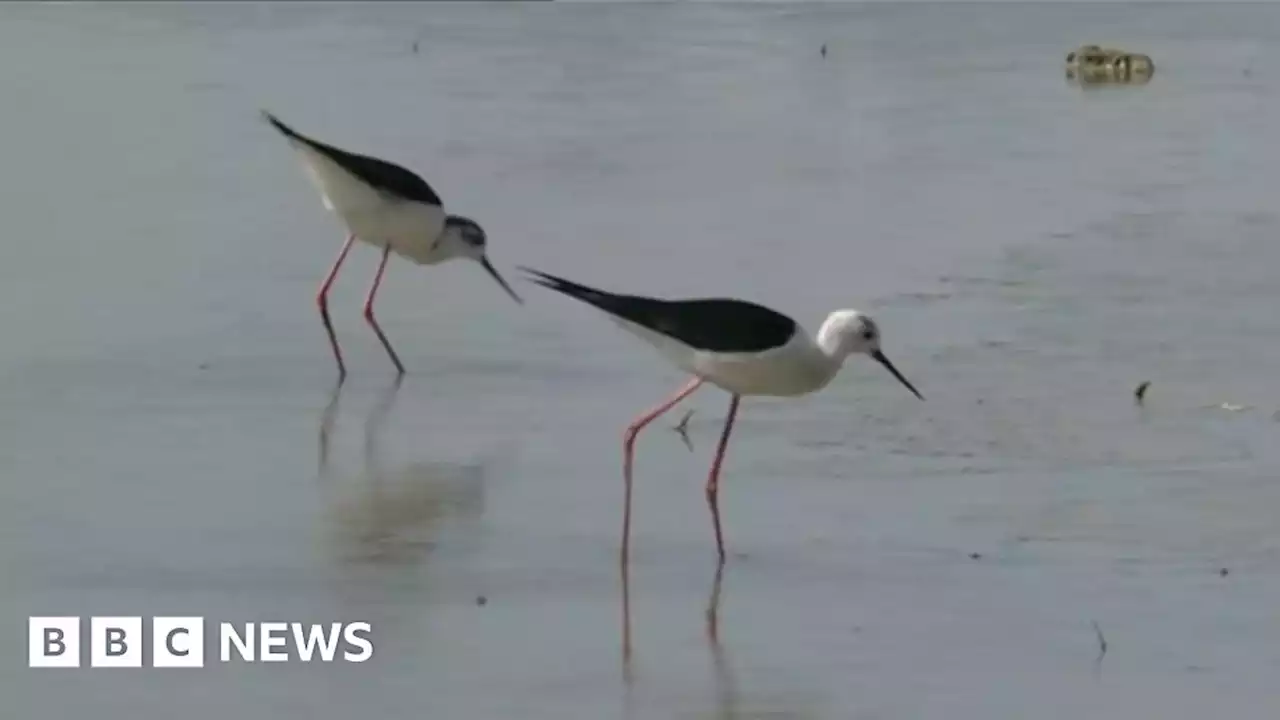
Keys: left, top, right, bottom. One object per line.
{"left": 612, "top": 317, "right": 841, "bottom": 397}
{"left": 288, "top": 140, "right": 448, "bottom": 265}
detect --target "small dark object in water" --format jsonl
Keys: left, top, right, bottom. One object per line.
{"left": 198, "top": 362, "right": 210, "bottom": 370}
{"left": 1219, "top": 568, "right": 1229, "bottom": 577}
{"left": 1091, "top": 621, "right": 1108, "bottom": 665}
{"left": 672, "top": 409, "right": 695, "bottom": 452}
{"left": 412, "top": 40, "right": 419, "bottom": 54}
{"left": 820, "top": 44, "right": 827, "bottom": 58}
{"left": 1134, "top": 381, "right": 1150, "bottom": 404}
{"left": 969, "top": 552, "right": 982, "bottom": 560}
{"left": 475, "top": 595, "right": 488, "bottom": 606}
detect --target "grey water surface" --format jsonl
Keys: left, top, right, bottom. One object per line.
{"left": 2, "top": 2, "right": 1280, "bottom": 718}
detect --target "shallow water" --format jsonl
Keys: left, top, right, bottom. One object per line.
{"left": 4, "top": 2, "right": 1280, "bottom": 717}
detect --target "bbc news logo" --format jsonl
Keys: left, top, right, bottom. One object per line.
{"left": 29, "top": 617, "right": 373, "bottom": 668}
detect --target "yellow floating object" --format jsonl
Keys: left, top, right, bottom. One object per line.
{"left": 1065, "top": 45, "right": 1154, "bottom": 86}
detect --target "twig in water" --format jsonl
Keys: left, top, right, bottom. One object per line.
{"left": 1134, "top": 381, "right": 1150, "bottom": 405}
{"left": 1091, "top": 620, "right": 1108, "bottom": 665}
{"left": 672, "top": 409, "right": 695, "bottom": 452}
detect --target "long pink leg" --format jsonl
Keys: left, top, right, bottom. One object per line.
{"left": 317, "top": 234, "right": 356, "bottom": 379}
{"left": 706, "top": 394, "right": 741, "bottom": 565}
{"left": 363, "top": 245, "right": 405, "bottom": 375}
{"left": 621, "top": 377, "right": 705, "bottom": 563}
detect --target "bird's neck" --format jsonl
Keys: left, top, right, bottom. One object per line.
{"left": 430, "top": 226, "right": 468, "bottom": 261}
{"left": 801, "top": 327, "right": 847, "bottom": 390}
{"left": 815, "top": 321, "right": 851, "bottom": 365}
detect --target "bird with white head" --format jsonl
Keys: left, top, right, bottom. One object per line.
{"left": 263, "top": 110, "right": 522, "bottom": 379}
{"left": 518, "top": 267, "right": 923, "bottom": 564}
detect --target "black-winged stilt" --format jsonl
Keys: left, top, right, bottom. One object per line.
{"left": 263, "top": 111, "right": 522, "bottom": 379}
{"left": 519, "top": 268, "right": 923, "bottom": 564}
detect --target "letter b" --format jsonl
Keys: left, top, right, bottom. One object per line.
{"left": 91, "top": 617, "right": 142, "bottom": 668}
{"left": 29, "top": 617, "right": 80, "bottom": 668}
{"left": 106, "top": 628, "right": 127, "bottom": 656}
{"left": 47, "top": 628, "right": 66, "bottom": 656}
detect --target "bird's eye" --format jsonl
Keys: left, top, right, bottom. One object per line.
{"left": 862, "top": 328, "right": 876, "bottom": 341}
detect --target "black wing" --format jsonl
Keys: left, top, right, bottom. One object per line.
{"left": 520, "top": 267, "right": 797, "bottom": 353}
{"left": 262, "top": 111, "right": 442, "bottom": 207}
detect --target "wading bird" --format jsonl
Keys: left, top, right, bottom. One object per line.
{"left": 520, "top": 267, "right": 923, "bottom": 563}
{"left": 263, "top": 111, "right": 522, "bottom": 378}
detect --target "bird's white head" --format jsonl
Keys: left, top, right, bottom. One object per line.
{"left": 818, "top": 310, "right": 924, "bottom": 400}
{"left": 440, "top": 215, "right": 522, "bottom": 304}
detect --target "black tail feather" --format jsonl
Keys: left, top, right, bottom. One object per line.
{"left": 517, "top": 266, "right": 798, "bottom": 353}
{"left": 261, "top": 110, "right": 302, "bottom": 140}
{"left": 261, "top": 111, "right": 325, "bottom": 153}
{"left": 516, "top": 266, "right": 632, "bottom": 316}
{"left": 260, "top": 109, "right": 445, "bottom": 207}
{"left": 518, "top": 266, "right": 605, "bottom": 298}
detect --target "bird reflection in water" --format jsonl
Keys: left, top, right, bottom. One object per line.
{"left": 622, "top": 563, "right": 816, "bottom": 719}
{"left": 318, "top": 379, "right": 344, "bottom": 477}
{"left": 318, "top": 377, "right": 486, "bottom": 567}
{"left": 620, "top": 562, "right": 733, "bottom": 706}
{"left": 705, "top": 562, "right": 743, "bottom": 719}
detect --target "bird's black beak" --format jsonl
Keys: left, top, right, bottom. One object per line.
{"left": 871, "top": 349, "right": 923, "bottom": 400}
{"left": 480, "top": 256, "right": 523, "bottom": 305}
